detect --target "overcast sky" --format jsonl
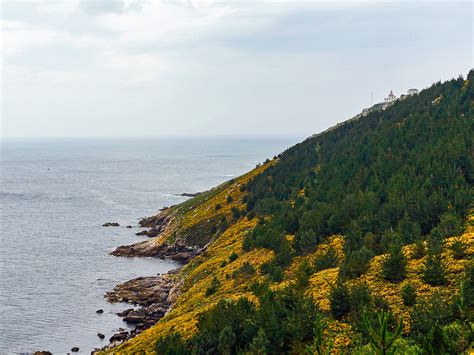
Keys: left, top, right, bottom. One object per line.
{"left": 1, "top": 0, "right": 472, "bottom": 138}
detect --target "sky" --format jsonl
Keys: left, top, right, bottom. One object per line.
{"left": 0, "top": 0, "right": 472, "bottom": 138}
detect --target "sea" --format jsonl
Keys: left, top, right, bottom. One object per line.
{"left": 0, "top": 136, "right": 300, "bottom": 354}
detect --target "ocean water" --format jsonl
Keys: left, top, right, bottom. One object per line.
{"left": 0, "top": 137, "right": 299, "bottom": 354}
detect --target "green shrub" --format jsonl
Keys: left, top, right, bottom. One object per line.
{"left": 422, "top": 236, "right": 446, "bottom": 286}
{"left": 306, "top": 313, "right": 333, "bottom": 355}
{"left": 349, "top": 282, "right": 372, "bottom": 315}
{"left": 232, "top": 262, "right": 256, "bottom": 279}
{"left": 313, "top": 246, "right": 339, "bottom": 272}
{"left": 295, "top": 259, "right": 313, "bottom": 288}
{"left": 215, "top": 204, "right": 222, "bottom": 210}
{"left": 330, "top": 282, "right": 350, "bottom": 319}
{"left": 362, "top": 310, "right": 403, "bottom": 355}
{"left": 412, "top": 238, "right": 425, "bottom": 259}
{"left": 437, "top": 211, "right": 464, "bottom": 237}
{"left": 205, "top": 277, "right": 221, "bottom": 296}
{"left": 401, "top": 283, "right": 417, "bottom": 306}
{"left": 231, "top": 207, "right": 241, "bottom": 220}
{"left": 422, "top": 254, "right": 446, "bottom": 286}
{"left": 229, "top": 252, "right": 238, "bottom": 262}
{"left": 450, "top": 237, "right": 467, "bottom": 259}
{"left": 155, "top": 333, "right": 189, "bottom": 354}
{"left": 226, "top": 195, "right": 233, "bottom": 203}
{"left": 381, "top": 243, "right": 407, "bottom": 282}
{"left": 339, "top": 247, "right": 373, "bottom": 280}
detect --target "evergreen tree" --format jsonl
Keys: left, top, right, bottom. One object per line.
{"left": 422, "top": 236, "right": 446, "bottom": 286}
{"left": 362, "top": 310, "right": 403, "bottom": 355}
{"left": 381, "top": 242, "right": 407, "bottom": 282}
{"left": 217, "top": 326, "right": 236, "bottom": 354}
{"left": 401, "top": 283, "right": 417, "bottom": 306}
{"left": 330, "top": 282, "right": 350, "bottom": 319}
{"left": 313, "top": 245, "right": 339, "bottom": 272}
{"left": 249, "top": 328, "right": 269, "bottom": 355}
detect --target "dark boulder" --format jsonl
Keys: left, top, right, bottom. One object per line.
{"left": 71, "top": 347, "right": 79, "bottom": 352}
{"left": 102, "top": 222, "right": 120, "bottom": 227}
{"left": 97, "top": 333, "right": 105, "bottom": 339}
{"left": 110, "top": 331, "right": 128, "bottom": 343}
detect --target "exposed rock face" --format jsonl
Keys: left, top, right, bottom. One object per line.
{"left": 103, "top": 270, "right": 182, "bottom": 347}
{"left": 176, "top": 192, "right": 203, "bottom": 197}
{"left": 135, "top": 229, "right": 160, "bottom": 237}
{"left": 134, "top": 214, "right": 172, "bottom": 238}
{"left": 112, "top": 239, "right": 200, "bottom": 263}
{"left": 110, "top": 331, "right": 128, "bottom": 344}
{"left": 106, "top": 273, "right": 176, "bottom": 305}
{"left": 102, "top": 222, "right": 120, "bottom": 227}
{"left": 102, "top": 203, "right": 204, "bottom": 350}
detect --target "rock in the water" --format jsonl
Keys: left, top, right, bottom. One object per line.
{"left": 71, "top": 347, "right": 79, "bottom": 352}
{"left": 123, "top": 309, "right": 146, "bottom": 324}
{"left": 102, "top": 222, "right": 120, "bottom": 227}
{"left": 126, "top": 225, "right": 132, "bottom": 228}
{"left": 96, "top": 309, "right": 104, "bottom": 314}
{"left": 177, "top": 192, "right": 203, "bottom": 197}
{"left": 97, "top": 333, "right": 105, "bottom": 339}
{"left": 110, "top": 331, "right": 128, "bottom": 343}
{"left": 34, "top": 352, "right": 52, "bottom": 355}
{"left": 135, "top": 229, "right": 159, "bottom": 237}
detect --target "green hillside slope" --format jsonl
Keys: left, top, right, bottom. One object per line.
{"left": 105, "top": 71, "right": 473, "bottom": 354}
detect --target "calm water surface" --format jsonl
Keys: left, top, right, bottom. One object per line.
{"left": 0, "top": 137, "right": 299, "bottom": 354}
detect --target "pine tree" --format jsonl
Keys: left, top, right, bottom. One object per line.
{"left": 422, "top": 254, "right": 446, "bottom": 286}
{"left": 249, "top": 328, "right": 269, "bottom": 354}
{"left": 362, "top": 310, "right": 403, "bottom": 355}
{"left": 330, "top": 282, "right": 350, "bottom": 319}
{"left": 401, "top": 283, "right": 417, "bottom": 306}
{"left": 381, "top": 243, "right": 407, "bottom": 282}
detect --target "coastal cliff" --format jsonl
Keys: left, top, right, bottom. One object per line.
{"left": 102, "top": 71, "right": 473, "bottom": 353}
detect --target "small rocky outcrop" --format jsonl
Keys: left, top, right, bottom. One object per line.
{"left": 109, "top": 331, "right": 128, "bottom": 344}
{"left": 135, "top": 229, "right": 160, "bottom": 237}
{"left": 98, "top": 333, "right": 105, "bottom": 339}
{"left": 176, "top": 192, "right": 203, "bottom": 197}
{"left": 102, "top": 222, "right": 120, "bottom": 227}
{"left": 104, "top": 270, "right": 182, "bottom": 346}
{"left": 96, "top": 309, "right": 104, "bottom": 314}
{"left": 34, "top": 352, "right": 52, "bottom": 355}
{"left": 71, "top": 347, "right": 79, "bottom": 352}
{"left": 112, "top": 240, "right": 200, "bottom": 262}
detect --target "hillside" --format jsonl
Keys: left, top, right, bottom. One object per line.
{"left": 103, "top": 71, "right": 473, "bottom": 354}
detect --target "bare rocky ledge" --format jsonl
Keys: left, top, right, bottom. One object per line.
{"left": 100, "top": 203, "right": 203, "bottom": 351}
{"left": 112, "top": 240, "right": 200, "bottom": 263}
{"left": 99, "top": 270, "right": 183, "bottom": 350}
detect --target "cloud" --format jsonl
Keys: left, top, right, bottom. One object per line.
{"left": 79, "top": 0, "right": 124, "bottom": 15}
{"left": 0, "top": 20, "right": 72, "bottom": 55}
{"left": 1, "top": 0, "right": 471, "bottom": 137}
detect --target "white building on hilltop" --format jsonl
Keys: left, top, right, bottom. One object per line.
{"left": 407, "top": 88, "right": 419, "bottom": 95}
{"left": 384, "top": 90, "right": 397, "bottom": 103}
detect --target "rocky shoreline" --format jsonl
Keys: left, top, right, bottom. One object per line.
{"left": 112, "top": 240, "right": 200, "bottom": 263}
{"left": 98, "top": 206, "right": 201, "bottom": 351}
{"left": 99, "top": 269, "right": 183, "bottom": 349}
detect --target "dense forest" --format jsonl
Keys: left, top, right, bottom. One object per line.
{"left": 152, "top": 71, "right": 473, "bottom": 354}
